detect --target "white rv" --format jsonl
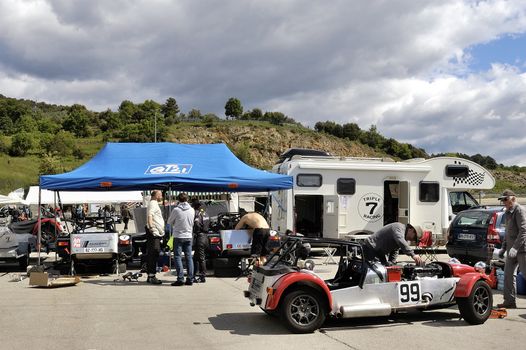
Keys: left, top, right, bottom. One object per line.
{"left": 271, "top": 150, "right": 495, "bottom": 243}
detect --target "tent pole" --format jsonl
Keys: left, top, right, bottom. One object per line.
{"left": 37, "top": 187, "right": 42, "bottom": 266}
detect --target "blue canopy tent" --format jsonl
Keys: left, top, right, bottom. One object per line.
{"left": 40, "top": 143, "right": 292, "bottom": 192}
{"left": 36, "top": 143, "right": 292, "bottom": 265}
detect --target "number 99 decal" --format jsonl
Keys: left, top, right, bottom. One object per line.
{"left": 398, "top": 282, "right": 421, "bottom": 304}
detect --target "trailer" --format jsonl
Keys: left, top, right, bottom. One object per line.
{"left": 271, "top": 150, "right": 495, "bottom": 243}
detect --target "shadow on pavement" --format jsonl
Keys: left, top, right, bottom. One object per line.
{"left": 320, "top": 310, "right": 462, "bottom": 332}
{"left": 208, "top": 312, "right": 290, "bottom": 335}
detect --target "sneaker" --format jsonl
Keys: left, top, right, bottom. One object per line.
{"left": 199, "top": 276, "right": 206, "bottom": 283}
{"left": 146, "top": 276, "right": 162, "bottom": 285}
{"left": 171, "top": 280, "right": 184, "bottom": 286}
{"left": 497, "top": 302, "right": 517, "bottom": 309}
{"left": 184, "top": 279, "right": 193, "bottom": 286}
{"left": 192, "top": 277, "right": 200, "bottom": 284}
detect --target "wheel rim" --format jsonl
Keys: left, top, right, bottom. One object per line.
{"left": 472, "top": 286, "right": 490, "bottom": 315}
{"left": 289, "top": 294, "right": 320, "bottom": 326}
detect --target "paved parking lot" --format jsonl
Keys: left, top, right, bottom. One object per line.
{"left": 1, "top": 254, "right": 525, "bottom": 350}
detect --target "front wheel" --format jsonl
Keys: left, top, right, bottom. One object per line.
{"left": 457, "top": 280, "right": 493, "bottom": 324}
{"left": 280, "top": 289, "right": 327, "bottom": 333}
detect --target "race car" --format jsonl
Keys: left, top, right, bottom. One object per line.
{"left": 244, "top": 236, "right": 493, "bottom": 333}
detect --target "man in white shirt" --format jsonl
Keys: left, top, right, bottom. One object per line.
{"left": 146, "top": 190, "right": 165, "bottom": 284}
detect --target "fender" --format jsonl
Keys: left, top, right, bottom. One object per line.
{"left": 31, "top": 218, "right": 63, "bottom": 235}
{"left": 454, "top": 272, "right": 491, "bottom": 298}
{"left": 265, "top": 271, "right": 332, "bottom": 311}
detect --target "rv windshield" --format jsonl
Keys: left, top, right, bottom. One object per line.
{"left": 449, "top": 191, "right": 479, "bottom": 214}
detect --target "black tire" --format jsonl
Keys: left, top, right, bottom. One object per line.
{"left": 280, "top": 289, "right": 327, "bottom": 333}
{"left": 457, "top": 280, "right": 493, "bottom": 325}
{"left": 213, "top": 257, "right": 240, "bottom": 269}
{"left": 214, "top": 266, "right": 241, "bottom": 277}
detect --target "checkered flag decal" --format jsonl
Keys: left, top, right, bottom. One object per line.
{"left": 454, "top": 169, "right": 485, "bottom": 186}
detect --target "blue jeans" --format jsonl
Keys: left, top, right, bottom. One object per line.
{"left": 173, "top": 238, "right": 193, "bottom": 282}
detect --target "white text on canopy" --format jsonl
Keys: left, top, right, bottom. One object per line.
{"left": 145, "top": 164, "right": 193, "bottom": 175}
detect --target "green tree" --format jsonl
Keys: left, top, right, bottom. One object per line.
{"left": 342, "top": 122, "right": 362, "bottom": 141}
{"left": 360, "top": 125, "right": 385, "bottom": 149}
{"left": 37, "top": 117, "right": 61, "bottom": 134}
{"left": 9, "top": 132, "right": 34, "bottom": 156}
{"left": 39, "top": 130, "right": 76, "bottom": 156}
{"left": 187, "top": 109, "right": 203, "bottom": 121}
{"left": 62, "top": 104, "right": 91, "bottom": 137}
{"left": 18, "top": 115, "right": 38, "bottom": 133}
{"left": 162, "top": 97, "right": 180, "bottom": 125}
{"left": 225, "top": 97, "right": 243, "bottom": 120}
{"left": 98, "top": 109, "right": 122, "bottom": 132}
{"left": 39, "top": 155, "right": 62, "bottom": 175}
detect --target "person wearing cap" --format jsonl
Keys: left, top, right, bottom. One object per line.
{"left": 362, "top": 222, "right": 424, "bottom": 266}
{"left": 497, "top": 189, "right": 526, "bottom": 309}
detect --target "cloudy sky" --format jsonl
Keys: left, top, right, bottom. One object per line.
{"left": 1, "top": 0, "right": 526, "bottom": 166}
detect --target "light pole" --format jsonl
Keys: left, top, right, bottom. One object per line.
{"left": 154, "top": 111, "right": 157, "bottom": 143}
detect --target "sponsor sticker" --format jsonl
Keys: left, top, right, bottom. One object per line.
{"left": 145, "top": 164, "right": 192, "bottom": 175}
{"left": 358, "top": 192, "right": 383, "bottom": 222}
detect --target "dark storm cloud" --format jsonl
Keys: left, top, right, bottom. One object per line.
{"left": 0, "top": 0, "right": 526, "bottom": 165}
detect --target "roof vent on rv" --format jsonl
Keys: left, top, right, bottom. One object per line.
{"left": 276, "top": 148, "right": 331, "bottom": 163}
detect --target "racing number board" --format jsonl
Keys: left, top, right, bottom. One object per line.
{"left": 398, "top": 281, "right": 421, "bottom": 305}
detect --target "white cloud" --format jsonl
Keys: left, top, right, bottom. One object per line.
{"left": 0, "top": 0, "right": 526, "bottom": 165}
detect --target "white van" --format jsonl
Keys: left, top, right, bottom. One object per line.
{"left": 271, "top": 150, "right": 495, "bottom": 243}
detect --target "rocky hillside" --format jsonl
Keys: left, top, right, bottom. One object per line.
{"left": 167, "top": 122, "right": 383, "bottom": 169}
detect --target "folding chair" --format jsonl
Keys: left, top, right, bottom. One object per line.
{"left": 418, "top": 231, "right": 437, "bottom": 262}
{"left": 323, "top": 246, "right": 338, "bottom": 264}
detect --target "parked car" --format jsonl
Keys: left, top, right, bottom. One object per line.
{"left": 0, "top": 226, "right": 36, "bottom": 269}
{"left": 446, "top": 207, "right": 506, "bottom": 265}
{"left": 55, "top": 216, "right": 133, "bottom": 274}
{"left": 244, "top": 236, "right": 493, "bottom": 333}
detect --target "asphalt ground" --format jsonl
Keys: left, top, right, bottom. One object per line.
{"left": 1, "top": 251, "right": 525, "bottom": 350}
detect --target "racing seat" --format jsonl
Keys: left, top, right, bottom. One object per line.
{"left": 418, "top": 231, "right": 437, "bottom": 262}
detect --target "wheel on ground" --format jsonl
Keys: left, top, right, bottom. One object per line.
{"left": 280, "top": 289, "right": 327, "bottom": 333}
{"left": 457, "top": 280, "right": 493, "bottom": 324}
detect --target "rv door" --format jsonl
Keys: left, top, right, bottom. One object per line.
{"left": 398, "top": 181, "right": 410, "bottom": 225}
{"left": 323, "top": 195, "right": 339, "bottom": 239}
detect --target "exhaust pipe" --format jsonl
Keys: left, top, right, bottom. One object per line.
{"left": 340, "top": 303, "right": 392, "bottom": 318}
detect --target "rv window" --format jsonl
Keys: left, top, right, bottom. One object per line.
{"left": 419, "top": 182, "right": 439, "bottom": 202}
{"left": 337, "top": 178, "right": 356, "bottom": 195}
{"left": 445, "top": 165, "right": 469, "bottom": 178}
{"left": 297, "top": 174, "right": 322, "bottom": 187}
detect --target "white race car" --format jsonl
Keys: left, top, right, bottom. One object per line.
{"left": 244, "top": 237, "right": 493, "bottom": 333}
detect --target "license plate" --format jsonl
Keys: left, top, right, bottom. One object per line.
{"left": 84, "top": 247, "right": 105, "bottom": 253}
{"left": 458, "top": 233, "right": 475, "bottom": 240}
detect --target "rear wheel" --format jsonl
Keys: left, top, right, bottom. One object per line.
{"left": 457, "top": 280, "right": 493, "bottom": 324}
{"left": 280, "top": 289, "right": 327, "bottom": 333}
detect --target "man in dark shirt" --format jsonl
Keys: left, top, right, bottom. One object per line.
{"left": 363, "top": 222, "right": 423, "bottom": 266}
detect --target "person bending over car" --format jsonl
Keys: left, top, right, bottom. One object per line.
{"left": 497, "top": 189, "right": 526, "bottom": 309}
{"left": 362, "top": 222, "right": 424, "bottom": 266}
{"left": 235, "top": 211, "right": 270, "bottom": 264}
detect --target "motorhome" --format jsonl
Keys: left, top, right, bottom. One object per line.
{"left": 271, "top": 150, "right": 495, "bottom": 243}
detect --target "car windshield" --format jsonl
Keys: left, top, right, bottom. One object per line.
{"left": 453, "top": 211, "right": 492, "bottom": 229}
